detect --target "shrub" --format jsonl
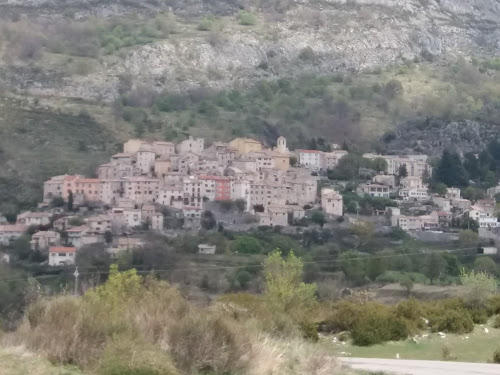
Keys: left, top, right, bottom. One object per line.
{"left": 238, "top": 11, "right": 256, "bottom": 26}
{"left": 299, "top": 321, "right": 319, "bottom": 342}
{"left": 98, "top": 335, "right": 178, "bottom": 375}
{"left": 468, "top": 308, "right": 488, "bottom": 324}
{"left": 494, "top": 314, "right": 500, "bottom": 329}
{"left": 429, "top": 309, "right": 474, "bottom": 334}
{"left": 493, "top": 349, "right": 500, "bottom": 364}
{"left": 168, "top": 314, "right": 251, "bottom": 374}
{"left": 299, "top": 46, "right": 316, "bottom": 61}
{"left": 394, "top": 298, "right": 427, "bottom": 333}
{"left": 197, "top": 18, "right": 214, "bottom": 31}
{"left": 17, "top": 267, "right": 251, "bottom": 373}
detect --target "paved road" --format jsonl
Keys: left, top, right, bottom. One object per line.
{"left": 340, "top": 357, "right": 500, "bottom": 375}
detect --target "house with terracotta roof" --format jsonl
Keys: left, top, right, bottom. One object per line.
{"left": 48, "top": 246, "right": 76, "bottom": 266}
{"left": 430, "top": 211, "right": 451, "bottom": 227}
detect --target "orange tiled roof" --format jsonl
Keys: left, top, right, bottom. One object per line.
{"left": 49, "top": 246, "right": 76, "bottom": 253}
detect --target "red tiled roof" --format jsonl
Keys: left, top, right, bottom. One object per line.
{"left": 49, "top": 246, "right": 76, "bottom": 253}
{"left": 296, "top": 149, "right": 322, "bottom": 154}
{"left": 76, "top": 178, "right": 100, "bottom": 183}
{"left": 0, "top": 224, "right": 27, "bottom": 232}
{"left": 66, "top": 225, "right": 88, "bottom": 232}
{"left": 199, "top": 175, "right": 229, "bottom": 181}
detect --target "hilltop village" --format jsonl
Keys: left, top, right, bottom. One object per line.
{"left": 2, "top": 135, "right": 500, "bottom": 265}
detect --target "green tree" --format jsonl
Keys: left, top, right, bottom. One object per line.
{"left": 426, "top": 252, "right": 445, "bottom": 284}
{"left": 460, "top": 268, "right": 497, "bottom": 308}
{"left": 434, "top": 182, "right": 448, "bottom": 197}
{"left": 484, "top": 171, "right": 497, "bottom": 188}
{"left": 67, "top": 190, "right": 74, "bottom": 211}
{"left": 463, "top": 152, "right": 480, "bottom": 181}
{"left": 339, "top": 250, "right": 367, "bottom": 285}
{"left": 459, "top": 229, "right": 479, "bottom": 249}
{"left": 50, "top": 196, "right": 65, "bottom": 208}
{"left": 435, "top": 150, "right": 468, "bottom": 187}
{"left": 104, "top": 230, "right": 113, "bottom": 244}
{"left": 398, "top": 164, "right": 408, "bottom": 178}
{"left": 263, "top": 250, "right": 317, "bottom": 313}
{"left": 290, "top": 156, "right": 298, "bottom": 167}
{"left": 201, "top": 210, "right": 216, "bottom": 230}
{"left": 473, "top": 256, "right": 497, "bottom": 276}
{"left": 371, "top": 158, "right": 388, "bottom": 173}
{"left": 233, "top": 235, "right": 262, "bottom": 254}
{"left": 311, "top": 211, "right": 326, "bottom": 227}
{"left": 350, "top": 221, "right": 375, "bottom": 249}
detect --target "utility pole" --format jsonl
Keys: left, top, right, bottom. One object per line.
{"left": 74, "top": 267, "right": 79, "bottom": 295}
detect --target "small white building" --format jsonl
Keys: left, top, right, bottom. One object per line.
{"left": 150, "top": 212, "right": 163, "bottom": 230}
{"left": 296, "top": 149, "right": 323, "bottom": 171}
{"left": 48, "top": 246, "right": 76, "bottom": 266}
{"left": 16, "top": 212, "right": 51, "bottom": 226}
{"left": 0, "top": 224, "right": 27, "bottom": 245}
{"left": 358, "top": 183, "right": 390, "bottom": 198}
{"left": 198, "top": 244, "right": 216, "bottom": 254}
{"left": 445, "top": 187, "right": 461, "bottom": 200}
{"left": 399, "top": 187, "right": 429, "bottom": 201}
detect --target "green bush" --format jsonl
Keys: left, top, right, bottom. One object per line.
{"left": 351, "top": 308, "right": 408, "bottom": 346}
{"left": 488, "top": 296, "right": 500, "bottom": 315}
{"left": 238, "top": 11, "right": 256, "bottom": 26}
{"left": 322, "top": 302, "right": 409, "bottom": 346}
{"left": 494, "top": 315, "right": 500, "bottom": 329}
{"left": 429, "top": 309, "right": 474, "bottom": 334}
{"left": 299, "top": 321, "right": 319, "bottom": 342}
{"left": 468, "top": 308, "right": 488, "bottom": 324}
{"left": 197, "top": 18, "right": 214, "bottom": 31}
{"left": 493, "top": 349, "right": 500, "bottom": 364}
{"left": 394, "top": 298, "right": 427, "bottom": 333}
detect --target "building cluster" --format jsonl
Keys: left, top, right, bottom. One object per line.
{"left": 0, "top": 135, "right": 351, "bottom": 266}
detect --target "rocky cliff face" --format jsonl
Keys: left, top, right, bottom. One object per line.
{"left": 0, "top": 0, "right": 499, "bottom": 102}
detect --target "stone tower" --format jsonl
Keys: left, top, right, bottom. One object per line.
{"left": 277, "top": 136, "right": 287, "bottom": 153}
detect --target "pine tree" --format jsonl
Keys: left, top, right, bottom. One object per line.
{"left": 67, "top": 190, "right": 74, "bottom": 211}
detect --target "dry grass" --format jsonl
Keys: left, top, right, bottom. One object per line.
{"left": 252, "top": 335, "right": 347, "bottom": 375}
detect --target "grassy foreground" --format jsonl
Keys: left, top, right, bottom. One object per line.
{"left": 336, "top": 318, "right": 500, "bottom": 363}
{"left": 0, "top": 346, "right": 84, "bottom": 375}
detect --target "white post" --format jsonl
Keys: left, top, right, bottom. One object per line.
{"left": 74, "top": 267, "right": 79, "bottom": 295}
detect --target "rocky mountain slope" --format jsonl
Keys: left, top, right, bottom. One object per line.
{"left": 0, "top": 0, "right": 499, "bottom": 102}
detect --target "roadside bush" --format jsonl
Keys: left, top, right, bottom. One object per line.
{"left": 493, "top": 349, "right": 500, "bottom": 364}
{"left": 429, "top": 309, "right": 474, "bottom": 334}
{"left": 493, "top": 314, "right": 500, "bottom": 329}
{"left": 168, "top": 314, "right": 251, "bottom": 374}
{"left": 394, "top": 298, "right": 427, "bottom": 333}
{"left": 468, "top": 308, "right": 488, "bottom": 324}
{"left": 487, "top": 296, "right": 500, "bottom": 315}
{"left": 350, "top": 304, "right": 409, "bottom": 346}
{"left": 321, "top": 302, "right": 409, "bottom": 346}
